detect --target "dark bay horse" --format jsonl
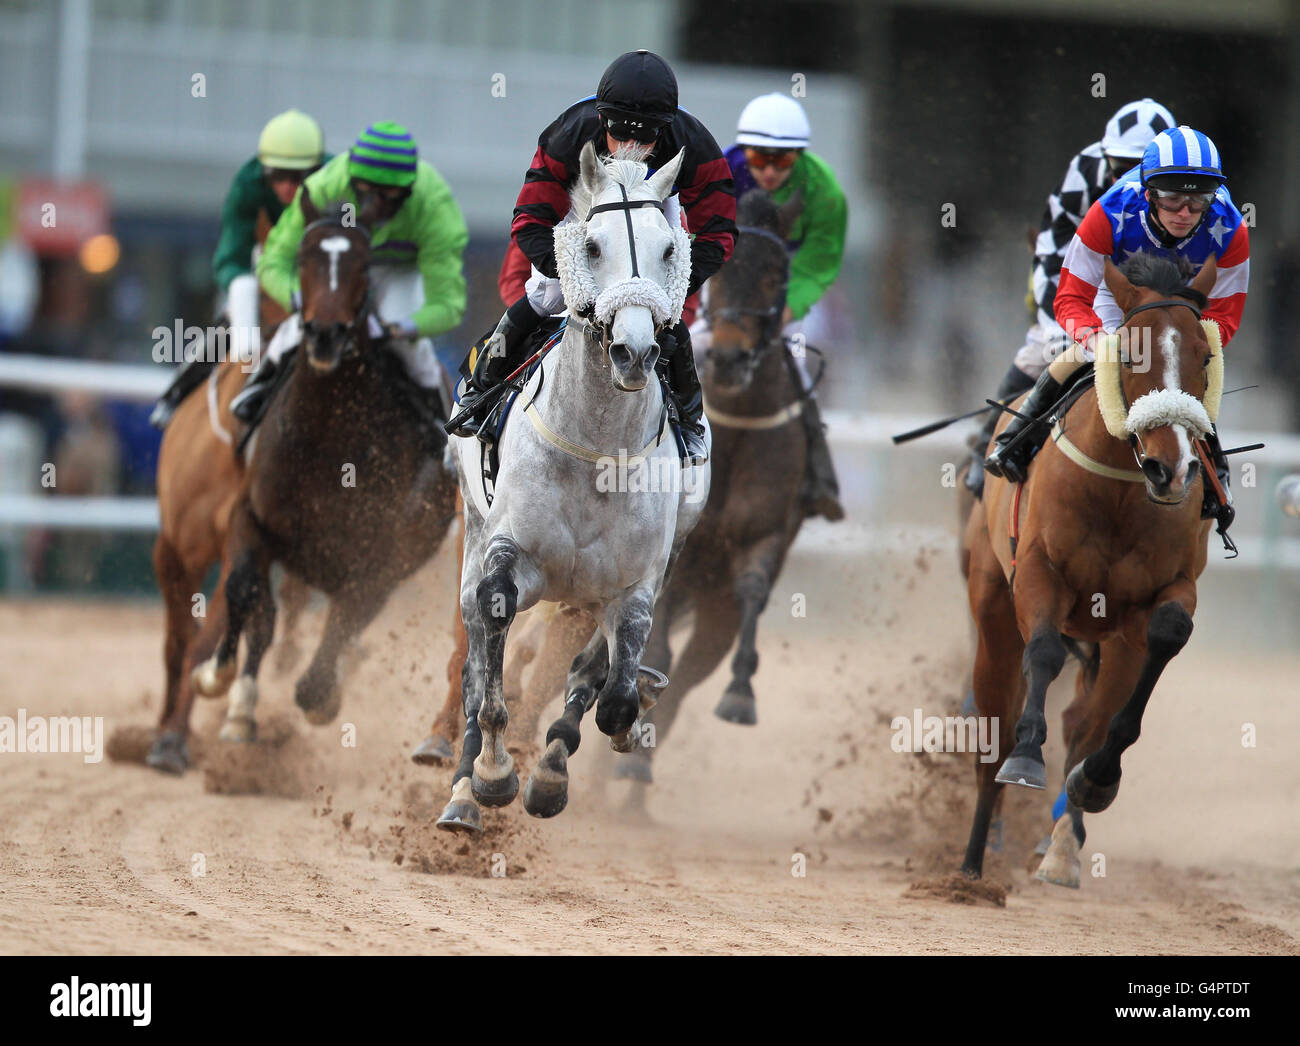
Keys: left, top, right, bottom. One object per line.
{"left": 962, "top": 254, "right": 1221, "bottom": 885}
{"left": 193, "top": 193, "right": 458, "bottom": 742}
{"left": 615, "top": 188, "right": 809, "bottom": 789}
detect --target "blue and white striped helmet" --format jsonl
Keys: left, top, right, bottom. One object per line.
{"left": 1140, "top": 126, "right": 1225, "bottom": 189}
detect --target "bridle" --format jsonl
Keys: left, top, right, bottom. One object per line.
{"left": 1112, "top": 294, "right": 1205, "bottom": 470}
{"left": 702, "top": 223, "right": 791, "bottom": 377}
{"left": 580, "top": 184, "right": 670, "bottom": 351}
{"left": 297, "top": 216, "right": 376, "bottom": 354}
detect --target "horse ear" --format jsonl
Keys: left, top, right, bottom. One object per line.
{"left": 1190, "top": 254, "right": 1217, "bottom": 298}
{"left": 645, "top": 148, "right": 686, "bottom": 202}
{"left": 1103, "top": 257, "right": 1139, "bottom": 313}
{"left": 298, "top": 187, "right": 320, "bottom": 226}
{"left": 776, "top": 189, "right": 803, "bottom": 241}
{"left": 579, "top": 141, "right": 606, "bottom": 200}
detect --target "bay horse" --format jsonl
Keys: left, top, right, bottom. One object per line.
{"left": 436, "top": 143, "right": 709, "bottom": 832}
{"left": 149, "top": 297, "right": 316, "bottom": 772}
{"left": 615, "top": 187, "right": 808, "bottom": 788}
{"left": 962, "top": 253, "right": 1222, "bottom": 886}
{"left": 193, "top": 193, "right": 458, "bottom": 743}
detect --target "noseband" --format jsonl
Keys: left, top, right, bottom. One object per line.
{"left": 582, "top": 185, "right": 669, "bottom": 350}
{"left": 703, "top": 223, "right": 791, "bottom": 372}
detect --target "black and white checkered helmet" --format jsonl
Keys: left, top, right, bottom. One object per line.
{"left": 1101, "top": 98, "right": 1175, "bottom": 160}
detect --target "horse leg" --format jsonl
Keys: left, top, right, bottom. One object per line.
{"left": 995, "top": 552, "right": 1070, "bottom": 790}
{"left": 413, "top": 514, "right": 466, "bottom": 766}
{"left": 294, "top": 580, "right": 391, "bottom": 726}
{"left": 147, "top": 536, "right": 201, "bottom": 774}
{"left": 466, "top": 537, "right": 539, "bottom": 809}
{"left": 1068, "top": 588, "right": 1195, "bottom": 813}
{"left": 961, "top": 530, "right": 1024, "bottom": 879}
{"left": 216, "top": 506, "right": 275, "bottom": 743}
{"left": 524, "top": 629, "right": 609, "bottom": 818}
{"left": 593, "top": 585, "right": 657, "bottom": 743}
{"left": 272, "top": 571, "right": 311, "bottom": 676}
{"left": 191, "top": 551, "right": 242, "bottom": 700}
{"left": 715, "top": 535, "right": 787, "bottom": 725}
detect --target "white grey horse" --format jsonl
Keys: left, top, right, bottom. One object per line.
{"left": 437, "top": 143, "right": 711, "bottom": 832}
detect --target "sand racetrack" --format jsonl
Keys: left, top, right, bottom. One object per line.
{"left": 1, "top": 525, "right": 1297, "bottom": 956}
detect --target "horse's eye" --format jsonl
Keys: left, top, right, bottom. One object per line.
{"left": 663, "top": 243, "right": 675, "bottom": 263}
{"left": 586, "top": 240, "right": 601, "bottom": 260}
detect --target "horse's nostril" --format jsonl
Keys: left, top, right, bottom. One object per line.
{"left": 1142, "top": 459, "right": 1172, "bottom": 488}
{"left": 609, "top": 343, "right": 636, "bottom": 370}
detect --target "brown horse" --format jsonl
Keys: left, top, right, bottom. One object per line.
{"left": 962, "top": 254, "right": 1221, "bottom": 885}
{"left": 193, "top": 194, "right": 458, "bottom": 742}
{"left": 613, "top": 188, "right": 808, "bottom": 789}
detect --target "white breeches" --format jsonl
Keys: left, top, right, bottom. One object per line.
{"left": 262, "top": 265, "right": 443, "bottom": 389}
{"left": 226, "top": 273, "right": 262, "bottom": 361}
{"left": 1012, "top": 319, "right": 1074, "bottom": 379}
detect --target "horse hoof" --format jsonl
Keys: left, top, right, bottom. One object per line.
{"left": 435, "top": 801, "right": 483, "bottom": 834}
{"left": 995, "top": 754, "right": 1047, "bottom": 789}
{"left": 611, "top": 753, "right": 653, "bottom": 783}
{"left": 145, "top": 732, "right": 189, "bottom": 775}
{"left": 1066, "top": 762, "right": 1120, "bottom": 813}
{"left": 714, "top": 689, "right": 757, "bottom": 725}
{"left": 1034, "top": 856, "right": 1082, "bottom": 889}
{"left": 410, "top": 734, "right": 454, "bottom": 766}
{"left": 594, "top": 693, "right": 637, "bottom": 738}
{"left": 471, "top": 767, "right": 520, "bottom": 808}
{"left": 219, "top": 716, "right": 257, "bottom": 744}
{"left": 522, "top": 739, "right": 569, "bottom": 819}
{"left": 609, "top": 720, "right": 643, "bottom": 753}
{"left": 296, "top": 679, "right": 341, "bottom": 725}
{"left": 191, "top": 657, "right": 236, "bottom": 698}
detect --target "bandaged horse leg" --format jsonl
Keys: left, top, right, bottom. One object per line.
{"left": 1068, "top": 590, "right": 1195, "bottom": 813}
{"left": 524, "top": 630, "right": 609, "bottom": 819}
{"left": 594, "top": 586, "right": 657, "bottom": 744}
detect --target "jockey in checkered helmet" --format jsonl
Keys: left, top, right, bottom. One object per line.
{"left": 962, "top": 97, "right": 1175, "bottom": 498}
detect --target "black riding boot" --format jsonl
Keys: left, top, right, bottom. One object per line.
{"left": 800, "top": 396, "right": 845, "bottom": 521}
{"left": 983, "top": 367, "right": 1065, "bottom": 484}
{"left": 663, "top": 320, "right": 708, "bottom": 466}
{"left": 964, "top": 364, "right": 1036, "bottom": 498}
{"left": 1200, "top": 427, "right": 1235, "bottom": 535}
{"left": 445, "top": 296, "right": 543, "bottom": 437}
{"left": 149, "top": 355, "right": 217, "bottom": 429}
{"left": 229, "top": 351, "right": 283, "bottom": 424}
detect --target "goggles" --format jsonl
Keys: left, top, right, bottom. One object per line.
{"left": 744, "top": 147, "right": 799, "bottom": 171}
{"left": 1149, "top": 187, "right": 1215, "bottom": 214}
{"left": 263, "top": 167, "right": 308, "bottom": 184}
{"left": 602, "top": 114, "right": 663, "bottom": 144}
{"left": 350, "top": 179, "right": 411, "bottom": 206}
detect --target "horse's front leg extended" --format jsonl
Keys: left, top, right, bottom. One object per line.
{"left": 1068, "top": 587, "right": 1195, "bottom": 813}
{"left": 996, "top": 551, "right": 1070, "bottom": 790}
{"left": 715, "top": 534, "right": 786, "bottom": 725}
{"left": 595, "top": 585, "right": 657, "bottom": 740}
{"left": 469, "top": 536, "right": 528, "bottom": 809}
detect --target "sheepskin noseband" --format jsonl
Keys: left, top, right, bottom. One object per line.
{"left": 1093, "top": 319, "right": 1223, "bottom": 440}
{"left": 554, "top": 209, "right": 693, "bottom": 328}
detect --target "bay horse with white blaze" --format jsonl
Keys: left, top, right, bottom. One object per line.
{"left": 963, "top": 254, "right": 1223, "bottom": 886}
{"left": 192, "top": 194, "right": 458, "bottom": 741}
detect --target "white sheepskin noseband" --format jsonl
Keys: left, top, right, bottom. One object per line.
{"left": 553, "top": 208, "right": 693, "bottom": 327}
{"left": 1125, "top": 388, "right": 1212, "bottom": 439}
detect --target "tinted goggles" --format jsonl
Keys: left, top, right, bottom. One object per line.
{"left": 1149, "top": 187, "right": 1215, "bottom": 213}
{"left": 744, "top": 147, "right": 799, "bottom": 171}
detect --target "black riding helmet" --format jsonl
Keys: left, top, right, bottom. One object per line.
{"left": 596, "top": 49, "right": 678, "bottom": 135}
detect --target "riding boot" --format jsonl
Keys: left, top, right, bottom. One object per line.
{"left": 964, "top": 364, "right": 1036, "bottom": 498}
{"left": 149, "top": 356, "right": 217, "bottom": 429}
{"left": 664, "top": 320, "right": 708, "bottom": 465}
{"left": 983, "top": 368, "right": 1066, "bottom": 484}
{"left": 445, "top": 296, "right": 543, "bottom": 437}
{"left": 1200, "top": 427, "right": 1235, "bottom": 534}
{"left": 230, "top": 351, "right": 283, "bottom": 424}
{"left": 799, "top": 396, "right": 845, "bottom": 521}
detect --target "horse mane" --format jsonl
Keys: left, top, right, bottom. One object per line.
{"left": 736, "top": 188, "right": 781, "bottom": 233}
{"left": 1120, "top": 254, "right": 1207, "bottom": 311}
{"left": 567, "top": 144, "right": 653, "bottom": 220}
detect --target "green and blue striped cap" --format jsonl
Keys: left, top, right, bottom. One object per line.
{"left": 348, "top": 121, "right": 418, "bottom": 187}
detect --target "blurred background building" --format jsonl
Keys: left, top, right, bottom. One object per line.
{"left": 1, "top": 0, "right": 1299, "bottom": 598}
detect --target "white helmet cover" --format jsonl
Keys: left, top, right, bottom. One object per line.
{"left": 735, "top": 93, "right": 811, "bottom": 149}
{"left": 1102, "top": 98, "right": 1175, "bottom": 160}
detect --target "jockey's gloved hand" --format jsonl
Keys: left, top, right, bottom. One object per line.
{"left": 385, "top": 318, "right": 418, "bottom": 341}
